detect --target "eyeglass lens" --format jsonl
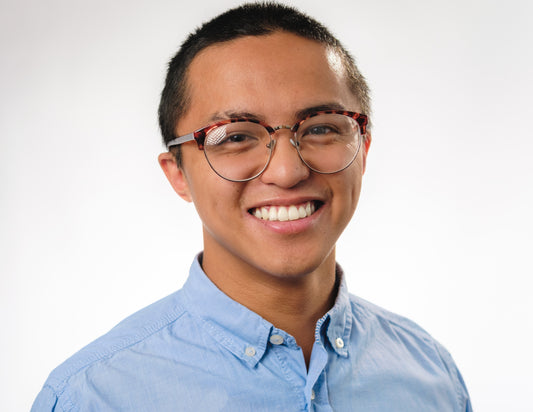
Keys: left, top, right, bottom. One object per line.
{"left": 203, "top": 113, "right": 362, "bottom": 182}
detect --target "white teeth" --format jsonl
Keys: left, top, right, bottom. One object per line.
{"left": 278, "top": 206, "right": 289, "bottom": 221}
{"left": 252, "top": 201, "right": 317, "bottom": 222}
{"left": 288, "top": 205, "right": 299, "bottom": 221}
{"left": 261, "top": 207, "right": 269, "bottom": 220}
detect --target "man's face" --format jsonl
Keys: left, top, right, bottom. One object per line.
{"left": 160, "top": 32, "right": 370, "bottom": 280}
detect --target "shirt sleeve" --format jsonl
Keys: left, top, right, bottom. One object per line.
{"left": 435, "top": 343, "right": 473, "bottom": 411}
{"left": 31, "top": 385, "right": 60, "bottom": 412}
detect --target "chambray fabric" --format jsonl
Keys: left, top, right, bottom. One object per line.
{"left": 32, "top": 255, "right": 472, "bottom": 411}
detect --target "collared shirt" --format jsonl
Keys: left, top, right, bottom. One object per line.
{"left": 32, "top": 255, "right": 472, "bottom": 411}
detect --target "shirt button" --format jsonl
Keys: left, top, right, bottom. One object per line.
{"left": 311, "top": 389, "right": 316, "bottom": 400}
{"left": 244, "top": 346, "right": 256, "bottom": 357}
{"left": 335, "top": 337, "right": 345, "bottom": 349}
{"left": 269, "top": 334, "right": 284, "bottom": 345}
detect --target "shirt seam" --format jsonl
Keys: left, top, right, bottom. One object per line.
{"left": 434, "top": 343, "right": 468, "bottom": 411}
{"left": 40, "top": 384, "right": 69, "bottom": 412}
{"left": 51, "top": 304, "right": 189, "bottom": 402}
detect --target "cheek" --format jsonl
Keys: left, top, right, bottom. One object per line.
{"left": 333, "top": 166, "right": 363, "bottom": 216}
{"left": 350, "top": 154, "right": 365, "bottom": 196}
{"left": 188, "top": 175, "right": 245, "bottom": 222}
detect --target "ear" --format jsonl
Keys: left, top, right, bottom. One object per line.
{"left": 361, "top": 132, "right": 372, "bottom": 174}
{"left": 158, "top": 152, "right": 193, "bottom": 202}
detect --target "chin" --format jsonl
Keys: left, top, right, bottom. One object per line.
{"left": 249, "top": 249, "right": 334, "bottom": 280}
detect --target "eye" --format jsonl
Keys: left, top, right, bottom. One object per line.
{"left": 300, "top": 123, "right": 341, "bottom": 140}
{"left": 205, "top": 128, "right": 257, "bottom": 146}
{"left": 304, "top": 124, "right": 337, "bottom": 135}
{"left": 224, "top": 134, "right": 254, "bottom": 144}
{"left": 204, "top": 121, "right": 268, "bottom": 152}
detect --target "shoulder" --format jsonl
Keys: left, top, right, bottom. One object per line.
{"left": 347, "top": 294, "right": 471, "bottom": 409}
{"left": 34, "top": 289, "right": 189, "bottom": 409}
{"left": 348, "top": 292, "right": 451, "bottom": 358}
{"left": 349, "top": 294, "right": 433, "bottom": 339}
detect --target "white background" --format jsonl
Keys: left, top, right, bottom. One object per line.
{"left": 1, "top": 0, "right": 531, "bottom": 410}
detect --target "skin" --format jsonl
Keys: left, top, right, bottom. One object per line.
{"left": 159, "top": 31, "right": 371, "bottom": 366}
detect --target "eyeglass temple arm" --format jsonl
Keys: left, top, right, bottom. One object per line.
{"left": 166, "top": 132, "right": 196, "bottom": 148}
{"left": 355, "top": 114, "right": 368, "bottom": 135}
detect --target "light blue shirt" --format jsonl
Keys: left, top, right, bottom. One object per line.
{"left": 32, "top": 255, "right": 472, "bottom": 411}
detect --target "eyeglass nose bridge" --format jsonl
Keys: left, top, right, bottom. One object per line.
{"left": 270, "top": 124, "right": 299, "bottom": 148}
{"left": 272, "top": 124, "right": 292, "bottom": 132}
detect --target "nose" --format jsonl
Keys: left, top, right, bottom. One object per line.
{"left": 259, "top": 129, "right": 310, "bottom": 188}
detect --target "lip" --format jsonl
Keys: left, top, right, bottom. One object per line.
{"left": 247, "top": 195, "right": 324, "bottom": 209}
{"left": 246, "top": 197, "right": 325, "bottom": 234}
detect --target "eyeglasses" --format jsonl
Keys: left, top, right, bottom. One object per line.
{"left": 166, "top": 110, "right": 368, "bottom": 182}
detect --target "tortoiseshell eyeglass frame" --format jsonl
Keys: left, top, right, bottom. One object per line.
{"left": 165, "top": 110, "right": 368, "bottom": 150}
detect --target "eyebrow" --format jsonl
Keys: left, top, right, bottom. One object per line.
{"left": 295, "top": 103, "right": 347, "bottom": 120}
{"left": 209, "top": 111, "right": 262, "bottom": 123}
{"left": 208, "top": 102, "right": 348, "bottom": 124}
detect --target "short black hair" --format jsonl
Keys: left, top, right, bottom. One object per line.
{"left": 158, "top": 2, "right": 371, "bottom": 164}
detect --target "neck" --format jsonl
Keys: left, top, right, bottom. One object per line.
{"left": 201, "top": 239, "right": 339, "bottom": 367}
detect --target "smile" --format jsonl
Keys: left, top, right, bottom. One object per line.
{"left": 250, "top": 201, "right": 319, "bottom": 222}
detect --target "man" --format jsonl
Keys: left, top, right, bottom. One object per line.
{"left": 32, "top": 3, "right": 472, "bottom": 411}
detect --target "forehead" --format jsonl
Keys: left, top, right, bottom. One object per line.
{"left": 181, "top": 32, "right": 358, "bottom": 128}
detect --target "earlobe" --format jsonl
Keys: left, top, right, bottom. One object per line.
{"left": 362, "top": 132, "right": 372, "bottom": 174}
{"left": 158, "top": 152, "right": 193, "bottom": 202}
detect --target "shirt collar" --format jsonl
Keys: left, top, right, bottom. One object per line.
{"left": 180, "top": 255, "right": 271, "bottom": 368}
{"left": 180, "top": 254, "right": 352, "bottom": 366}
{"left": 320, "top": 264, "right": 353, "bottom": 357}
